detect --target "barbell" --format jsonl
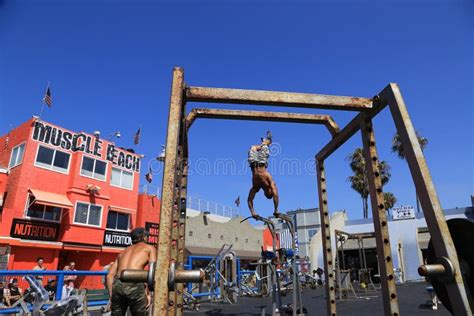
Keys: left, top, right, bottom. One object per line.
{"left": 120, "top": 261, "right": 205, "bottom": 291}
{"left": 418, "top": 218, "right": 474, "bottom": 313}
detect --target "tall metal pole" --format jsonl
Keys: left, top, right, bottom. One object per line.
{"left": 153, "top": 67, "right": 185, "bottom": 315}
{"left": 360, "top": 117, "right": 399, "bottom": 315}
{"left": 384, "top": 84, "right": 472, "bottom": 315}
{"left": 316, "top": 160, "right": 337, "bottom": 316}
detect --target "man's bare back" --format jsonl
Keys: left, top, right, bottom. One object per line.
{"left": 106, "top": 228, "right": 157, "bottom": 315}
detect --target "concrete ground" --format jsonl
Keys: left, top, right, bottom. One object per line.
{"left": 184, "top": 282, "right": 451, "bottom": 316}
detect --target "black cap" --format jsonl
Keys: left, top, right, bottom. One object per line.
{"left": 130, "top": 227, "right": 149, "bottom": 243}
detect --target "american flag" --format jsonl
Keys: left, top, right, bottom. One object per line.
{"left": 43, "top": 84, "right": 52, "bottom": 107}
{"left": 145, "top": 167, "right": 153, "bottom": 183}
{"left": 134, "top": 128, "right": 141, "bottom": 145}
{"left": 234, "top": 196, "right": 240, "bottom": 207}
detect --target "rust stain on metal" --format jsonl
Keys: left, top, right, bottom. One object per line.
{"left": 185, "top": 86, "right": 372, "bottom": 111}
{"left": 360, "top": 117, "right": 400, "bottom": 315}
{"left": 186, "top": 108, "right": 340, "bottom": 137}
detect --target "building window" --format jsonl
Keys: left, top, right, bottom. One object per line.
{"left": 25, "top": 195, "right": 61, "bottom": 222}
{"left": 308, "top": 229, "right": 317, "bottom": 239}
{"left": 35, "top": 145, "right": 70, "bottom": 173}
{"left": 111, "top": 167, "right": 133, "bottom": 190}
{"left": 189, "top": 231, "right": 193, "bottom": 236}
{"left": 74, "top": 202, "right": 102, "bottom": 227}
{"left": 9, "top": 143, "right": 25, "bottom": 168}
{"left": 208, "top": 233, "right": 212, "bottom": 239}
{"left": 106, "top": 211, "right": 130, "bottom": 231}
{"left": 81, "top": 156, "right": 107, "bottom": 181}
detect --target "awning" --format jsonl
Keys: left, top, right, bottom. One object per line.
{"left": 338, "top": 237, "right": 377, "bottom": 250}
{"left": 109, "top": 205, "right": 136, "bottom": 213}
{"left": 29, "top": 189, "right": 73, "bottom": 209}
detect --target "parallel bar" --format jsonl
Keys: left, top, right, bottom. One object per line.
{"left": 384, "top": 83, "right": 472, "bottom": 315}
{"left": 186, "top": 108, "right": 340, "bottom": 136}
{"left": 360, "top": 117, "right": 399, "bottom": 315}
{"left": 316, "top": 160, "right": 337, "bottom": 316}
{"left": 186, "top": 86, "right": 373, "bottom": 111}
{"left": 316, "top": 85, "right": 390, "bottom": 161}
{"left": 154, "top": 67, "right": 185, "bottom": 316}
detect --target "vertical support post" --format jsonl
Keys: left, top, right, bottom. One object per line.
{"left": 169, "top": 144, "right": 184, "bottom": 315}
{"left": 360, "top": 116, "right": 399, "bottom": 316}
{"left": 154, "top": 67, "right": 185, "bottom": 316}
{"left": 175, "top": 141, "right": 189, "bottom": 315}
{"left": 384, "top": 83, "right": 472, "bottom": 315}
{"left": 316, "top": 159, "right": 337, "bottom": 316}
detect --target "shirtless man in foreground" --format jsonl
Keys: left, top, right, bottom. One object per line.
{"left": 247, "top": 131, "right": 280, "bottom": 219}
{"left": 106, "top": 227, "right": 157, "bottom": 316}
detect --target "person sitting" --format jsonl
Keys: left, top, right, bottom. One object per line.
{"left": 8, "top": 279, "right": 22, "bottom": 306}
{"left": 60, "top": 280, "right": 75, "bottom": 300}
{"left": 0, "top": 281, "right": 11, "bottom": 307}
{"left": 44, "top": 279, "right": 57, "bottom": 301}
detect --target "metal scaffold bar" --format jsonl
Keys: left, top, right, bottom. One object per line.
{"left": 360, "top": 117, "right": 400, "bottom": 315}
{"left": 383, "top": 84, "right": 472, "bottom": 315}
{"left": 316, "top": 160, "right": 337, "bottom": 316}
{"left": 185, "top": 86, "right": 373, "bottom": 111}
{"left": 186, "top": 108, "right": 340, "bottom": 136}
{"left": 154, "top": 67, "right": 185, "bottom": 315}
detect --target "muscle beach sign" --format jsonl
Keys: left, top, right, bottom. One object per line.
{"left": 32, "top": 121, "right": 140, "bottom": 172}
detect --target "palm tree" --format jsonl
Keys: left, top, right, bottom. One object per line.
{"left": 347, "top": 148, "right": 392, "bottom": 218}
{"left": 391, "top": 131, "right": 428, "bottom": 213}
{"left": 383, "top": 192, "right": 397, "bottom": 216}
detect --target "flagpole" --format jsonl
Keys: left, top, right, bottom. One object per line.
{"left": 39, "top": 82, "right": 50, "bottom": 119}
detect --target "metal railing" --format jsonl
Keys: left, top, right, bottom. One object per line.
{"left": 0, "top": 270, "right": 108, "bottom": 314}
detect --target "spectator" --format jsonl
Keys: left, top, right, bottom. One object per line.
{"left": 102, "top": 261, "right": 114, "bottom": 289}
{"left": 60, "top": 281, "right": 75, "bottom": 300}
{"left": 8, "top": 279, "right": 22, "bottom": 306}
{"left": 33, "top": 257, "right": 46, "bottom": 280}
{"left": 63, "top": 261, "right": 78, "bottom": 285}
{"left": 44, "top": 279, "right": 56, "bottom": 301}
{"left": 0, "top": 281, "right": 11, "bottom": 307}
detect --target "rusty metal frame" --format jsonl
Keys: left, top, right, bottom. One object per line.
{"left": 186, "top": 108, "right": 340, "bottom": 136}
{"left": 155, "top": 69, "right": 471, "bottom": 315}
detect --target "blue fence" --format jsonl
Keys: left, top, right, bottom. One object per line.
{"left": 0, "top": 270, "right": 108, "bottom": 314}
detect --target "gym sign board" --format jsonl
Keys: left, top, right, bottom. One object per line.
{"left": 10, "top": 219, "right": 60, "bottom": 241}
{"left": 145, "top": 222, "right": 159, "bottom": 247}
{"left": 32, "top": 121, "right": 140, "bottom": 172}
{"left": 103, "top": 230, "right": 132, "bottom": 247}
{"left": 392, "top": 205, "right": 416, "bottom": 221}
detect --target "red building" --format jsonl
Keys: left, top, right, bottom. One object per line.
{"left": 0, "top": 118, "right": 159, "bottom": 275}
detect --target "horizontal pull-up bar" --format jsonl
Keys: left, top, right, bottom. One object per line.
{"left": 185, "top": 86, "right": 373, "bottom": 111}
{"left": 186, "top": 108, "right": 340, "bottom": 136}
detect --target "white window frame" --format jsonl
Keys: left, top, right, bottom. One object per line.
{"left": 110, "top": 167, "right": 134, "bottom": 191}
{"left": 79, "top": 155, "right": 108, "bottom": 182}
{"left": 106, "top": 210, "right": 131, "bottom": 232}
{"left": 9, "top": 142, "right": 26, "bottom": 169}
{"left": 23, "top": 193, "right": 63, "bottom": 223}
{"left": 33, "top": 144, "right": 71, "bottom": 175}
{"left": 73, "top": 201, "right": 103, "bottom": 228}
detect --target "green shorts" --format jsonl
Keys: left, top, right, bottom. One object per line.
{"left": 111, "top": 279, "right": 147, "bottom": 316}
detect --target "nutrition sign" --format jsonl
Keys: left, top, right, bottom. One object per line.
{"left": 10, "top": 219, "right": 60, "bottom": 241}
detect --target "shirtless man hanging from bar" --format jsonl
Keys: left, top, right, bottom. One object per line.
{"left": 248, "top": 131, "right": 280, "bottom": 219}
{"left": 106, "top": 227, "right": 157, "bottom": 316}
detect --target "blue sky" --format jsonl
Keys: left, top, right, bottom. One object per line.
{"left": 0, "top": 1, "right": 472, "bottom": 221}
